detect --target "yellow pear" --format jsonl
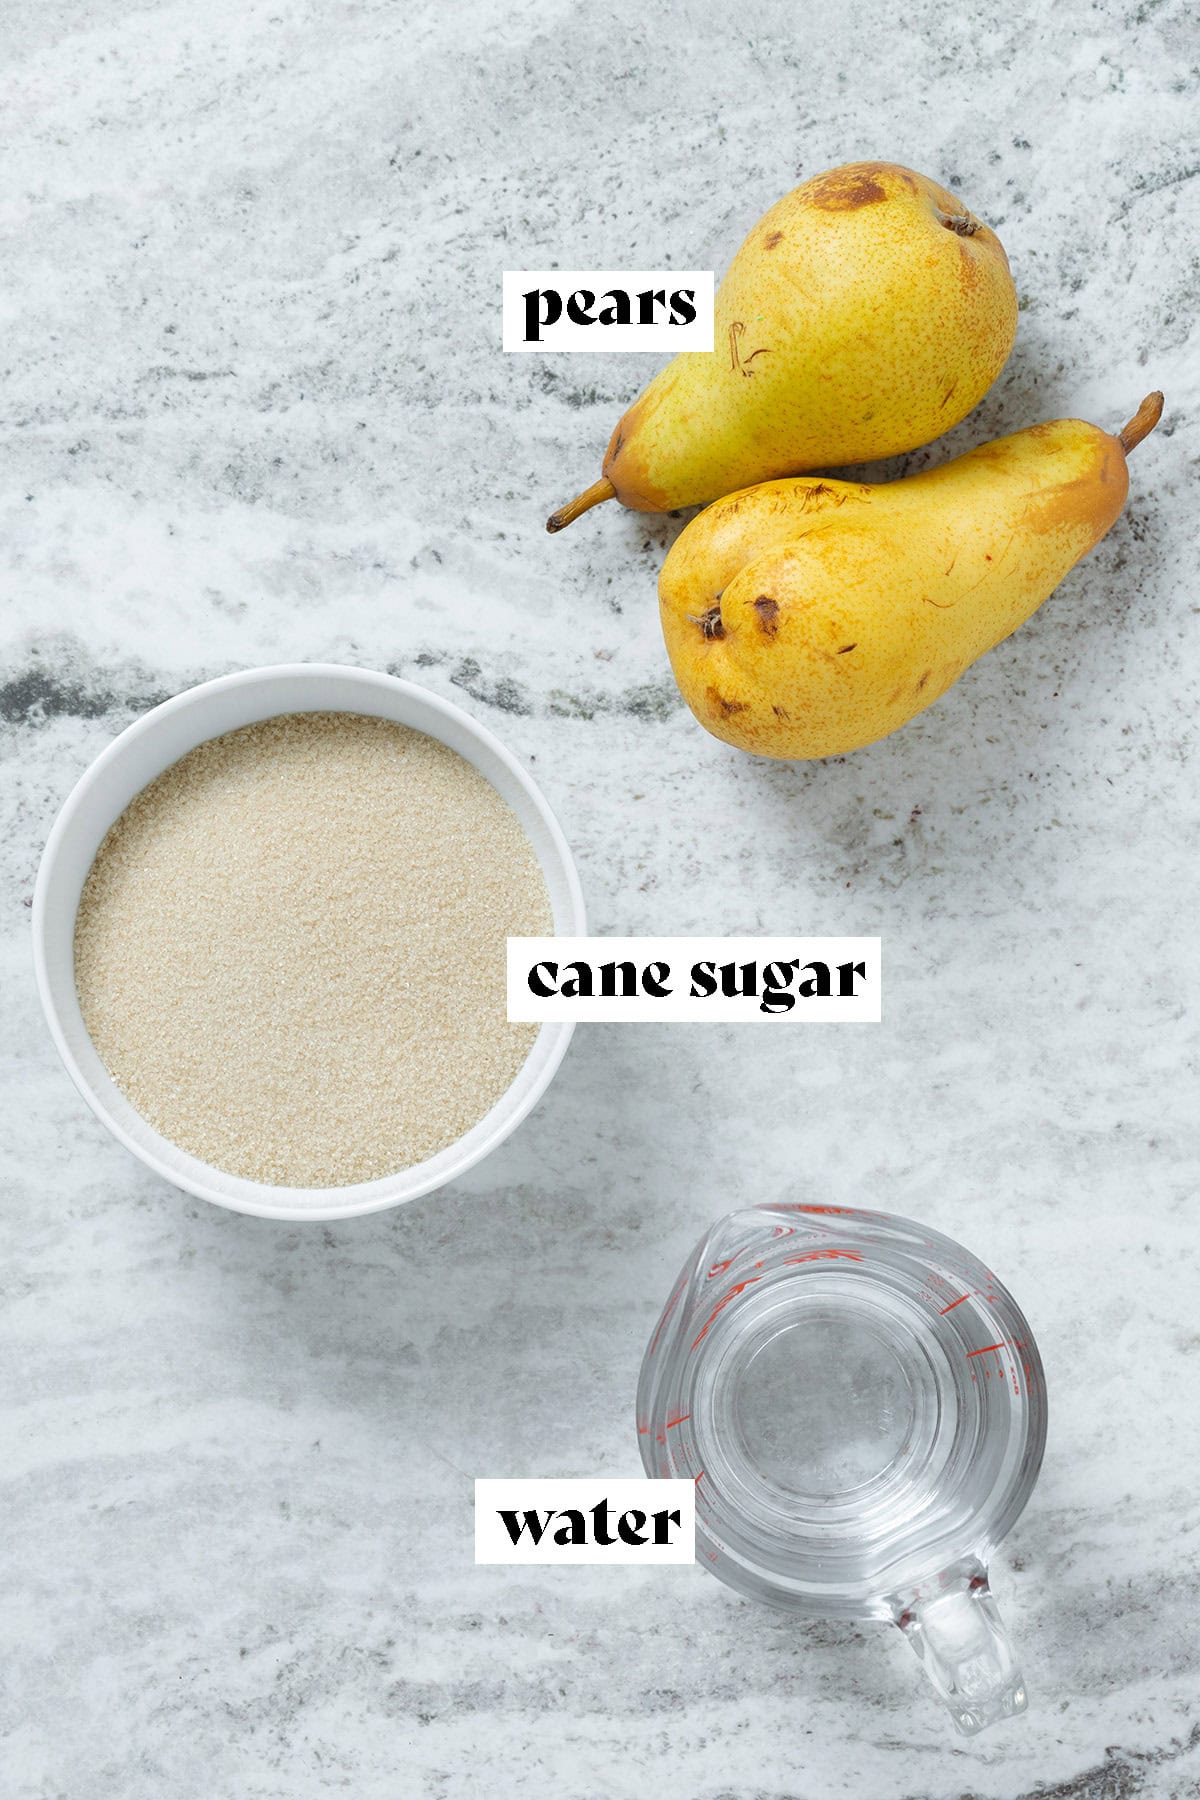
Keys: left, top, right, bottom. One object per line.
{"left": 547, "top": 161, "right": 1017, "bottom": 533}
{"left": 658, "top": 394, "right": 1163, "bottom": 759}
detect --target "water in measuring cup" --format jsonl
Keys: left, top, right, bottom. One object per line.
{"left": 640, "top": 1206, "right": 1045, "bottom": 1622}
{"left": 727, "top": 1298, "right": 932, "bottom": 1499}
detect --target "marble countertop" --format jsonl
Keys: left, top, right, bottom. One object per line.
{"left": 2, "top": 0, "right": 1198, "bottom": 1795}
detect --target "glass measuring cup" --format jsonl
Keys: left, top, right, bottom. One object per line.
{"left": 637, "top": 1203, "right": 1046, "bottom": 1735}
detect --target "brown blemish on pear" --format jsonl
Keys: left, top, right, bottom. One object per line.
{"left": 799, "top": 482, "right": 849, "bottom": 512}
{"left": 708, "top": 687, "right": 748, "bottom": 718}
{"left": 807, "top": 166, "right": 889, "bottom": 210}
{"left": 753, "top": 596, "right": 780, "bottom": 636}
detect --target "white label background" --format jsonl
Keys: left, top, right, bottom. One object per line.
{"left": 507, "top": 937, "right": 882, "bottom": 1023}
{"left": 502, "top": 271, "right": 715, "bottom": 351}
{"left": 475, "top": 1478, "right": 696, "bottom": 1565}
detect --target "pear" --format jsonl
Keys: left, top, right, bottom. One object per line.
{"left": 547, "top": 161, "right": 1017, "bottom": 533}
{"left": 658, "top": 394, "right": 1164, "bottom": 760}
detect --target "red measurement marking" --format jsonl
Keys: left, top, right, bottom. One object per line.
{"left": 637, "top": 1423, "right": 649, "bottom": 1435}
{"left": 665, "top": 1413, "right": 690, "bottom": 1430}
{"left": 690, "top": 1276, "right": 762, "bottom": 1349}
{"left": 787, "top": 1204, "right": 856, "bottom": 1215}
{"left": 940, "top": 1294, "right": 970, "bottom": 1313}
{"left": 966, "top": 1341, "right": 1006, "bottom": 1358}
{"left": 780, "top": 1249, "right": 864, "bottom": 1266}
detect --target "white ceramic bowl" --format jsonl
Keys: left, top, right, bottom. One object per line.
{"left": 32, "top": 663, "right": 585, "bottom": 1221}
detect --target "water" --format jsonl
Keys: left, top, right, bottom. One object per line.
{"left": 727, "top": 1303, "right": 926, "bottom": 1497}
{"left": 638, "top": 1206, "right": 1045, "bottom": 1621}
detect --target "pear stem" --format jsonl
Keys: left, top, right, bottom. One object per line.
{"left": 546, "top": 477, "right": 616, "bottom": 534}
{"left": 1118, "top": 392, "right": 1164, "bottom": 455}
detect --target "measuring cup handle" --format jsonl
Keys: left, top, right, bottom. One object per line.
{"left": 894, "top": 1561, "right": 1028, "bottom": 1736}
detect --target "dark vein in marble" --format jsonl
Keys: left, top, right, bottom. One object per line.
{"left": 0, "top": 662, "right": 170, "bottom": 724}
{"left": 0, "top": 643, "right": 683, "bottom": 734}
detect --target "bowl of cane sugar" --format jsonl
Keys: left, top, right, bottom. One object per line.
{"left": 33, "top": 663, "right": 585, "bottom": 1220}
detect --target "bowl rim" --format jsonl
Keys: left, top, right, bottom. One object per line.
{"left": 31, "top": 661, "right": 586, "bottom": 1222}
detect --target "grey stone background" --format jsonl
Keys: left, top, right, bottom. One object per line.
{"left": 1, "top": 0, "right": 1197, "bottom": 1794}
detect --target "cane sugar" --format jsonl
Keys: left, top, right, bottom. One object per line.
{"left": 74, "top": 711, "right": 552, "bottom": 1187}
